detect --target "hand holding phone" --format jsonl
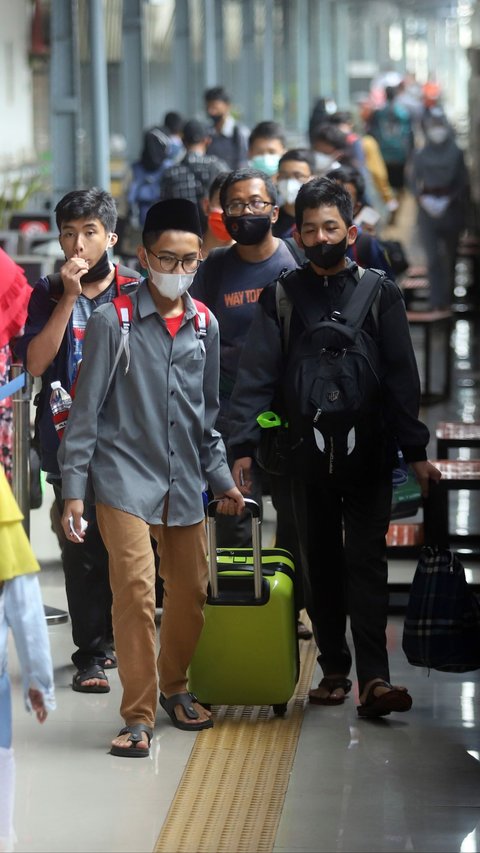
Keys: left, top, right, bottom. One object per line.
{"left": 68, "top": 515, "right": 88, "bottom": 542}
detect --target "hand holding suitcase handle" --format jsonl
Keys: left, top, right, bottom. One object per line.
{"left": 206, "top": 498, "right": 263, "bottom": 600}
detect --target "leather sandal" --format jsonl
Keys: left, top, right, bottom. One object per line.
{"left": 72, "top": 664, "right": 110, "bottom": 694}
{"left": 110, "top": 723, "right": 153, "bottom": 758}
{"left": 309, "top": 676, "right": 352, "bottom": 705}
{"left": 160, "top": 692, "right": 213, "bottom": 731}
{"left": 357, "top": 680, "right": 412, "bottom": 718}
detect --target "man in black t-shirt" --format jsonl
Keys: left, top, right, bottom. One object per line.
{"left": 204, "top": 86, "right": 250, "bottom": 170}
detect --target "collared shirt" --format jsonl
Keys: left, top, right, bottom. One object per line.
{"left": 58, "top": 284, "right": 234, "bottom": 526}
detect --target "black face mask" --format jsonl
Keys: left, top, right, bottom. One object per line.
{"left": 224, "top": 215, "right": 271, "bottom": 246}
{"left": 303, "top": 236, "right": 348, "bottom": 270}
{"left": 208, "top": 113, "right": 223, "bottom": 125}
{"left": 80, "top": 251, "right": 112, "bottom": 284}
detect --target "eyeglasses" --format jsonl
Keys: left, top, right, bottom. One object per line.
{"left": 224, "top": 199, "right": 273, "bottom": 217}
{"left": 147, "top": 251, "right": 203, "bottom": 274}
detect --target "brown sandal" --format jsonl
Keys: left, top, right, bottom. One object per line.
{"left": 357, "top": 680, "right": 412, "bottom": 718}
{"left": 309, "top": 676, "right": 352, "bottom": 706}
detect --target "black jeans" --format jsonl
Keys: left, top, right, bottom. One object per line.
{"left": 269, "top": 472, "right": 306, "bottom": 617}
{"left": 291, "top": 472, "right": 392, "bottom": 693}
{"left": 53, "top": 482, "right": 114, "bottom": 670}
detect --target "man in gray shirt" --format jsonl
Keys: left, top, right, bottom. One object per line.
{"left": 59, "top": 199, "right": 244, "bottom": 757}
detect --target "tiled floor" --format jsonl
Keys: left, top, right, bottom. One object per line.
{"left": 4, "top": 194, "right": 480, "bottom": 852}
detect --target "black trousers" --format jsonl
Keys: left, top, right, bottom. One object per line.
{"left": 53, "top": 482, "right": 114, "bottom": 670}
{"left": 291, "top": 472, "right": 392, "bottom": 693}
{"left": 269, "top": 472, "right": 306, "bottom": 616}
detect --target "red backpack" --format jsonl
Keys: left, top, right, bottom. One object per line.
{"left": 69, "top": 295, "right": 210, "bottom": 399}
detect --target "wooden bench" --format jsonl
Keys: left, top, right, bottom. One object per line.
{"left": 405, "top": 265, "right": 427, "bottom": 278}
{"left": 407, "top": 309, "right": 453, "bottom": 403}
{"left": 436, "top": 421, "right": 480, "bottom": 458}
{"left": 401, "top": 276, "right": 430, "bottom": 310}
{"left": 386, "top": 522, "right": 424, "bottom": 559}
{"left": 423, "top": 460, "right": 480, "bottom": 553}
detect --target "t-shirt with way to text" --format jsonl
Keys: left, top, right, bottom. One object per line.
{"left": 190, "top": 240, "right": 297, "bottom": 399}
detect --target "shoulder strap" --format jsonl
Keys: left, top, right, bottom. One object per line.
{"left": 282, "top": 236, "right": 306, "bottom": 266}
{"left": 336, "top": 268, "right": 384, "bottom": 330}
{"left": 108, "top": 294, "right": 134, "bottom": 384}
{"left": 275, "top": 278, "right": 293, "bottom": 353}
{"left": 115, "top": 264, "right": 142, "bottom": 290}
{"left": 46, "top": 272, "right": 63, "bottom": 301}
{"left": 192, "top": 298, "right": 210, "bottom": 338}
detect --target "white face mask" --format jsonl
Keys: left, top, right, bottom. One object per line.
{"left": 426, "top": 126, "right": 449, "bottom": 145}
{"left": 314, "top": 152, "right": 339, "bottom": 174}
{"left": 277, "top": 177, "right": 303, "bottom": 206}
{"left": 146, "top": 259, "right": 195, "bottom": 300}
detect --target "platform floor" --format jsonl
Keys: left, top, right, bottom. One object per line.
{"left": 5, "top": 191, "right": 480, "bottom": 853}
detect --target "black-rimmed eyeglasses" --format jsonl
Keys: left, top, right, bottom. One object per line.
{"left": 147, "top": 251, "right": 203, "bottom": 274}
{"left": 224, "top": 199, "right": 273, "bottom": 216}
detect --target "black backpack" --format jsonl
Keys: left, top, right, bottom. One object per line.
{"left": 281, "top": 268, "right": 385, "bottom": 478}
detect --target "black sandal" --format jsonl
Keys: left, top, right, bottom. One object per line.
{"left": 72, "top": 664, "right": 110, "bottom": 694}
{"left": 110, "top": 724, "right": 153, "bottom": 758}
{"left": 309, "top": 676, "right": 352, "bottom": 705}
{"left": 160, "top": 692, "right": 213, "bottom": 731}
{"left": 357, "top": 680, "right": 412, "bottom": 718}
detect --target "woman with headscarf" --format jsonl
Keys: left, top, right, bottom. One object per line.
{"left": 412, "top": 108, "right": 469, "bottom": 310}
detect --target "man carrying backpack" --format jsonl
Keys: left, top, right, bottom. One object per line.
{"left": 227, "top": 177, "right": 441, "bottom": 718}
{"left": 15, "top": 188, "right": 141, "bottom": 695}
{"left": 160, "top": 119, "right": 229, "bottom": 232}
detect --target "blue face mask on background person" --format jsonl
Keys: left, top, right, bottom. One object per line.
{"left": 249, "top": 154, "right": 281, "bottom": 176}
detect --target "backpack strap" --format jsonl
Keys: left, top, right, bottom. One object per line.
{"left": 108, "top": 294, "right": 133, "bottom": 383}
{"left": 46, "top": 272, "right": 63, "bottom": 302}
{"left": 192, "top": 298, "right": 210, "bottom": 338}
{"left": 275, "top": 275, "right": 294, "bottom": 354}
{"left": 282, "top": 236, "right": 306, "bottom": 266}
{"left": 334, "top": 268, "right": 384, "bottom": 330}
{"left": 276, "top": 267, "right": 384, "bottom": 351}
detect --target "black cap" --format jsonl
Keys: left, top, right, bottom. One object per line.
{"left": 183, "top": 119, "right": 210, "bottom": 145}
{"left": 142, "top": 198, "right": 202, "bottom": 240}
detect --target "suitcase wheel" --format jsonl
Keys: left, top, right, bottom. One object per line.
{"left": 272, "top": 703, "right": 287, "bottom": 717}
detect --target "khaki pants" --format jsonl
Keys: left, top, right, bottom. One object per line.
{"left": 96, "top": 503, "right": 208, "bottom": 729}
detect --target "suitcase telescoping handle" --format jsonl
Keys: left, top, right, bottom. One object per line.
{"left": 206, "top": 498, "right": 263, "bottom": 600}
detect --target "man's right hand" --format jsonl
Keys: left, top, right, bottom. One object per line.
{"left": 232, "top": 457, "right": 253, "bottom": 495}
{"left": 61, "top": 499, "right": 86, "bottom": 543}
{"left": 59, "top": 255, "right": 89, "bottom": 298}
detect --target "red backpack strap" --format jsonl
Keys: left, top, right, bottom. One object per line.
{"left": 114, "top": 264, "right": 142, "bottom": 293}
{"left": 192, "top": 298, "right": 210, "bottom": 338}
{"left": 112, "top": 294, "right": 133, "bottom": 330}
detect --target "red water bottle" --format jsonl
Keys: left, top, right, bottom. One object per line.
{"left": 50, "top": 381, "right": 72, "bottom": 440}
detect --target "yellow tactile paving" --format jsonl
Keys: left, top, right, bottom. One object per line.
{"left": 154, "top": 630, "right": 317, "bottom": 853}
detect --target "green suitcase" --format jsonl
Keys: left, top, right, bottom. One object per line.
{"left": 187, "top": 499, "right": 299, "bottom": 716}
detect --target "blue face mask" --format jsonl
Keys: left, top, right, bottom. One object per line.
{"left": 249, "top": 154, "right": 281, "bottom": 176}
